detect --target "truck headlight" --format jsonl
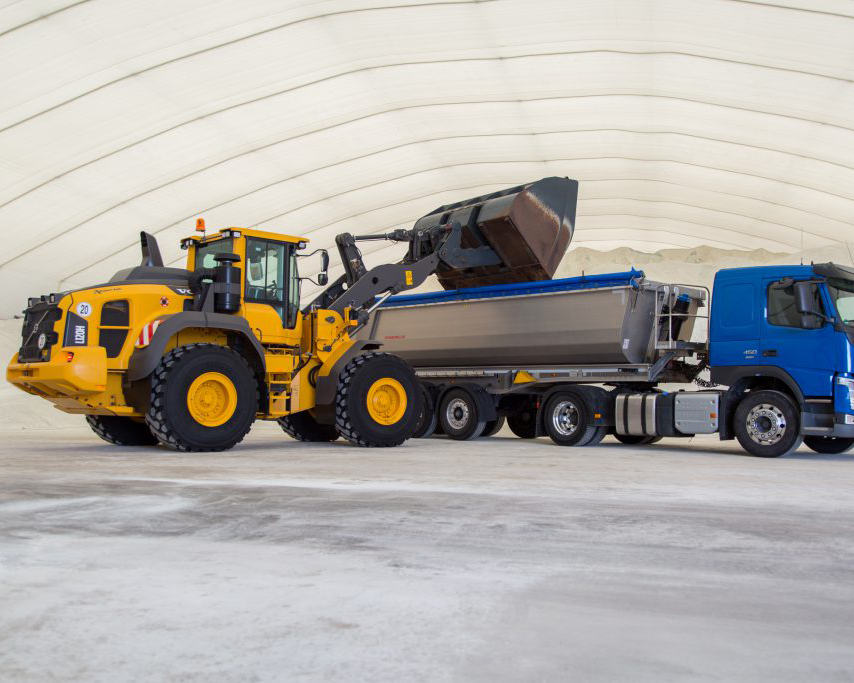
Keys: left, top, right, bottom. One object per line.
{"left": 837, "top": 376, "right": 854, "bottom": 410}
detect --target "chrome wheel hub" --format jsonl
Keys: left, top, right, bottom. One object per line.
{"left": 746, "top": 403, "right": 787, "bottom": 445}
{"left": 551, "top": 400, "right": 579, "bottom": 437}
{"left": 446, "top": 398, "right": 470, "bottom": 430}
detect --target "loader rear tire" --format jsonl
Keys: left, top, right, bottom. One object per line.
{"left": 279, "top": 411, "right": 339, "bottom": 442}
{"left": 146, "top": 343, "right": 257, "bottom": 452}
{"left": 86, "top": 415, "right": 158, "bottom": 446}
{"left": 335, "top": 352, "right": 420, "bottom": 447}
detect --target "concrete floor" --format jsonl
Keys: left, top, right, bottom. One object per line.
{"left": 2, "top": 423, "right": 854, "bottom": 682}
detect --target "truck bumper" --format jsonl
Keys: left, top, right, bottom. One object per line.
{"left": 7, "top": 346, "right": 108, "bottom": 398}
{"left": 832, "top": 413, "right": 854, "bottom": 438}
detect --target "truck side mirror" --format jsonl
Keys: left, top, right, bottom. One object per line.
{"left": 794, "top": 281, "right": 825, "bottom": 328}
{"left": 317, "top": 250, "right": 329, "bottom": 286}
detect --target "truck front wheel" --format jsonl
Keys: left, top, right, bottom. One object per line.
{"left": 335, "top": 352, "right": 421, "bottom": 447}
{"left": 86, "top": 415, "right": 159, "bottom": 446}
{"left": 734, "top": 390, "right": 802, "bottom": 458}
{"left": 543, "top": 393, "right": 597, "bottom": 446}
{"left": 803, "top": 436, "right": 854, "bottom": 454}
{"left": 146, "top": 344, "right": 258, "bottom": 452}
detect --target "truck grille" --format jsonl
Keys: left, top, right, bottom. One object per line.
{"left": 18, "top": 300, "right": 61, "bottom": 363}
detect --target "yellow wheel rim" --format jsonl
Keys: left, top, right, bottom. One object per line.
{"left": 366, "top": 377, "right": 407, "bottom": 425}
{"left": 186, "top": 372, "right": 237, "bottom": 427}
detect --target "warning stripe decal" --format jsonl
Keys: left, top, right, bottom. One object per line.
{"left": 134, "top": 320, "right": 162, "bottom": 348}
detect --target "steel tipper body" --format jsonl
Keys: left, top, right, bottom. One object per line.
{"left": 364, "top": 263, "right": 854, "bottom": 457}
{"left": 7, "top": 177, "right": 580, "bottom": 451}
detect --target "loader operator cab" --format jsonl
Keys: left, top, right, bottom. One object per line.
{"left": 190, "top": 229, "right": 302, "bottom": 328}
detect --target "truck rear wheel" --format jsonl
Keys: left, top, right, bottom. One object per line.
{"left": 86, "top": 415, "right": 159, "bottom": 446}
{"left": 146, "top": 344, "right": 258, "bottom": 452}
{"left": 438, "top": 387, "right": 486, "bottom": 440}
{"left": 803, "top": 436, "right": 854, "bottom": 454}
{"left": 734, "top": 390, "right": 802, "bottom": 458}
{"left": 412, "top": 385, "right": 438, "bottom": 438}
{"left": 279, "top": 411, "right": 339, "bottom": 442}
{"left": 507, "top": 406, "right": 537, "bottom": 439}
{"left": 543, "top": 393, "right": 597, "bottom": 446}
{"left": 482, "top": 416, "right": 506, "bottom": 437}
{"left": 335, "top": 352, "right": 420, "bottom": 447}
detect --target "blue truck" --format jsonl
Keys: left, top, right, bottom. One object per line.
{"left": 362, "top": 262, "right": 854, "bottom": 457}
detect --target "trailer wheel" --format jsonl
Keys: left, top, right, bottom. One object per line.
{"left": 482, "top": 416, "right": 506, "bottom": 437}
{"left": 613, "top": 434, "right": 661, "bottom": 446}
{"left": 86, "top": 415, "right": 159, "bottom": 446}
{"left": 803, "top": 436, "right": 854, "bottom": 454}
{"left": 507, "top": 407, "right": 537, "bottom": 439}
{"left": 412, "top": 385, "right": 438, "bottom": 438}
{"left": 279, "top": 411, "right": 339, "bottom": 442}
{"left": 543, "top": 393, "right": 597, "bottom": 446}
{"left": 439, "top": 388, "right": 486, "bottom": 440}
{"left": 146, "top": 343, "right": 257, "bottom": 452}
{"left": 335, "top": 352, "right": 420, "bottom": 447}
{"left": 734, "top": 390, "right": 802, "bottom": 457}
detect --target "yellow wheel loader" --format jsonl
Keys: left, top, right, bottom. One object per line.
{"left": 6, "top": 177, "right": 577, "bottom": 451}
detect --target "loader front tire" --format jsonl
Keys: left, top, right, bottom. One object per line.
{"left": 279, "top": 411, "right": 339, "bottom": 442}
{"left": 86, "top": 415, "right": 159, "bottom": 446}
{"left": 335, "top": 352, "right": 420, "bottom": 447}
{"left": 146, "top": 344, "right": 257, "bottom": 452}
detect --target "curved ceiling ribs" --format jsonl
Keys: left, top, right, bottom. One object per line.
{"left": 0, "top": 0, "right": 852, "bottom": 316}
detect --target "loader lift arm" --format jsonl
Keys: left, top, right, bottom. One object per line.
{"left": 308, "top": 221, "right": 503, "bottom": 316}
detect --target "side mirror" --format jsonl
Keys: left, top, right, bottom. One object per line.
{"left": 317, "top": 250, "right": 329, "bottom": 286}
{"left": 794, "top": 281, "right": 827, "bottom": 328}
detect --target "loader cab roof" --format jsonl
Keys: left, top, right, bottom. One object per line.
{"left": 182, "top": 227, "right": 308, "bottom": 249}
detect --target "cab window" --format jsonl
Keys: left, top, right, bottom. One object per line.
{"left": 768, "top": 281, "right": 823, "bottom": 328}
{"left": 245, "top": 238, "right": 297, "bottom": 327}
{"left": 195, "top": 238, "right": 233, "bottom": 269}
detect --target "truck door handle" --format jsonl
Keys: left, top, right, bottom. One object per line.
{"left": 762, "top": 349, "right": 778, "bottom": 357}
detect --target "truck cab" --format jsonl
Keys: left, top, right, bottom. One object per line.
{"left": 710, "top": 263, "right": 854, "bottom": 447}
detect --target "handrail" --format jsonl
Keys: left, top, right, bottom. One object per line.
{"left": 652, "top": 283, "right": 710, "bottom": 351}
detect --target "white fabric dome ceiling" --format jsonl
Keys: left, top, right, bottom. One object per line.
{"left": 0, "top": 0, "right": 853, "bottom": 317}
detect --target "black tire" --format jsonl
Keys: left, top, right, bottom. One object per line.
{"left": 146, "top": 343, "right": 258, "bottom": 452}
{"left": 482, "top": 416, "right": 506, "bottom": 437}
{"left": 412, "top": 385, "right": 438, "bottom": 438}
{"left": 507, "top": 406, "right": 538, "bottom": 439}
{"left": 585, "top": 426, "right": 608, "bottom": 447}
{"left": 543, "top": 393, "right": 596, "bottom": 446}
{"left": 438, "top": 387, "right": 487, "bottom": 440}
{"left": 86, "top": 415, "right": 159, "bottom": 446}
{"left": 335, "top": 352, "right": 421, "bottom": 447}
{"left": 803, "top": 435, "right": 854, "bottom": 454}
{"left": 279, "top": 411, "right": 339, "bottom": 442}
{"left": 613, "top": 434, "right": 661, "bottom": 445}
{"left": 734, "top": 390, "right": 802, "bottom": 458}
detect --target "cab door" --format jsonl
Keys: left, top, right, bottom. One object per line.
{"left": 242, "top": 238, "right": 301, "bottom": 345}
{"left": 760, "top": 278, "right": 835, "bottom": 397}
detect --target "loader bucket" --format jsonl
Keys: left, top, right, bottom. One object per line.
{"left": 413, "top": 176, "right": 578, "bottom": 289}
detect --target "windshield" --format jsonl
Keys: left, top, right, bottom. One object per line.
{"left": 827, "top": 278, "right": 854, "bottom": 325}
{"left": 194, "top": 238, "right": 233, "bottom": 269}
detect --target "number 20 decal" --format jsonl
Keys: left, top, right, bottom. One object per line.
{"left": 76, "top": 302, "right": 92, "bottom": 317}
